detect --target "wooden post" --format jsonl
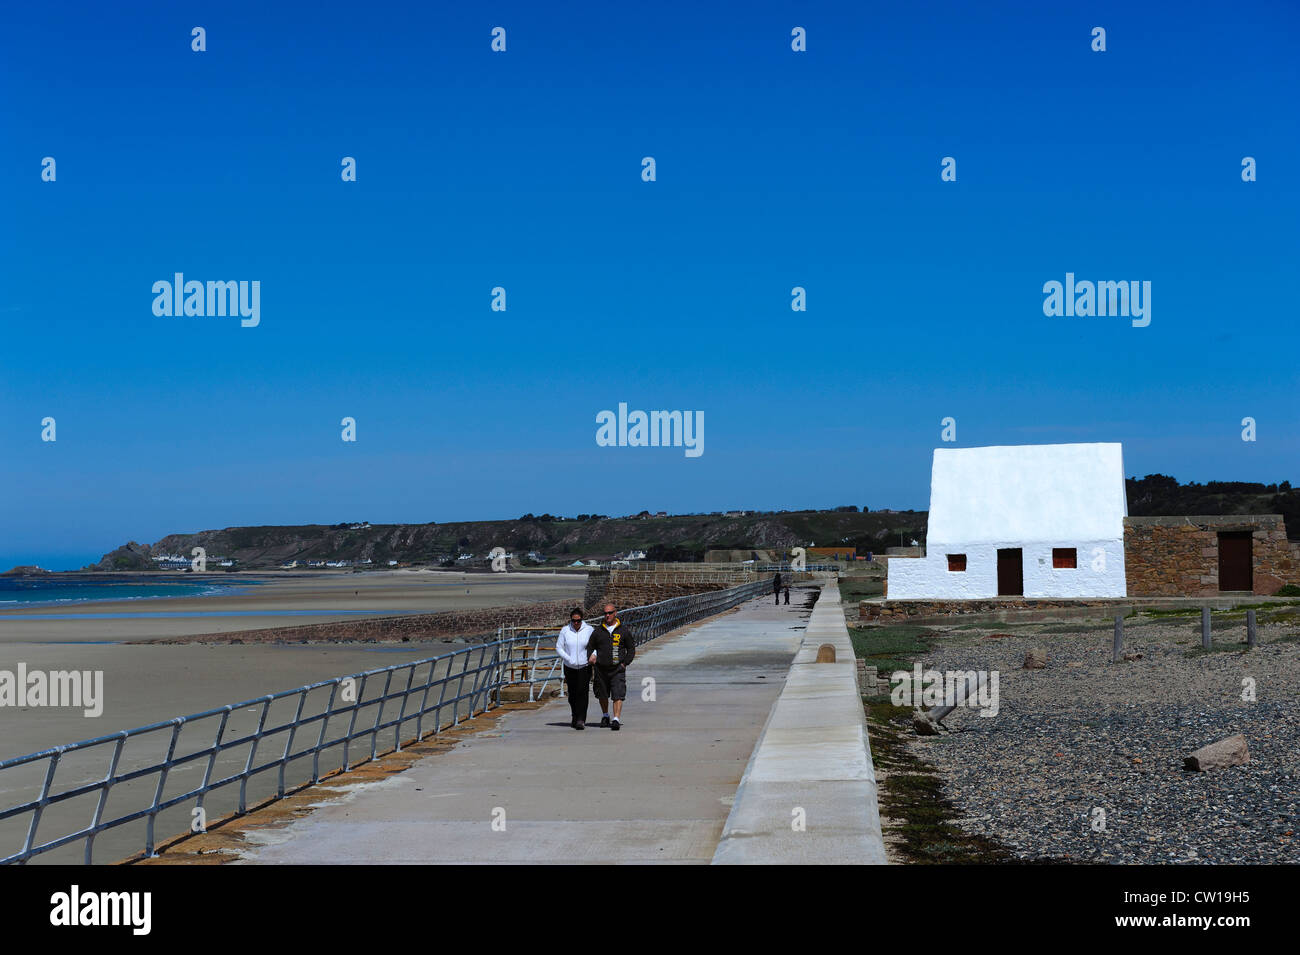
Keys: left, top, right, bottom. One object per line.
{"left": 1247, "top": 609, "right": 1257, "bottom": 649}
{"left": 1201, "top": 607, "right": 1211, "bottom": 649}
{"left": 927, "top": 670, "right": 982, "bottom": 724}
{"left": 1112, "top": 615, "right": 1123, "bottom": 663}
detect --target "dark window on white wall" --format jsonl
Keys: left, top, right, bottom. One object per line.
{"left": 947, "top": 554, "right": 966, "bottom": 572}
{"left": 1052, "top": 548, "right": 1077, "bottom": 568}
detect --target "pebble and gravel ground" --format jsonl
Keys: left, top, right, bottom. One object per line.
{"left": 900, "top": 619, "right": 1300, "bottom": 864}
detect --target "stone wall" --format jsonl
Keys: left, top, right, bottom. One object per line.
{"left": 583, "top": 571, "right": 609, "bottom": 610}
{"left": 584, "top": 568, "right": 765, "bottom": 611}
{"left": 139, "top": 598, "right": 583, "bottom": 645}
{"left": 861, "top": 597, "right": 1132, "bottom": 622}
{"left": 1124, "top": 515, "right": 1297, "bottom": 596}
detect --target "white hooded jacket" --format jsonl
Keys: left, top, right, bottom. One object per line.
{"left": 555, "top": 621, "right": 594, "bottom": 668}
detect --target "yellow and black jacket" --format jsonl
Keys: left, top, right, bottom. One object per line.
{"left": 588, "top": 618, "right": 635, "bottom": 668}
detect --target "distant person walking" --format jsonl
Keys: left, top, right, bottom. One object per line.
{"left": 589, "top": 603, "right": 634, "bottom": 730}
{"left": 555, "top": 607, "right": 594, "bottom": 730}
{"left": 783, "top": 586, "right": 790, "bottom": 605}
{"left": 773, "top": 572, "right": 782, "bottom": 605}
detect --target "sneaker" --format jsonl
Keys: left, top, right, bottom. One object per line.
{"left": 600, "top": 715, "right": 611, "bottom": 727}
{"left": 611, "top": 718, "right": 621, "bottom": 731}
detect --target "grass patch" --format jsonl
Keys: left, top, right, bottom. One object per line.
{"left": 1246, "top": 599, "right": 1300, "bottom": 612}
{"left": 864, "top": 697, "right": 1040, "bottom": 864}
{"left": 849, "top": 624, "right": 936, "bottom": 674}
{"left": 838, "top": 577, "right": 884, "bottom": 602}
{"left": 1185, "top": 641, "right": 1251, "bottom": 657}
{"left": 1035, "top": 621, "right": 1120, "bottom": 634}
{"left": 1185, "top": 630, "right": 1300, "bottom": 656}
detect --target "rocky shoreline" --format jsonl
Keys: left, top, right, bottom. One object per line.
{"left": 901, "top": 618, "right": 1300, "bottom": 864}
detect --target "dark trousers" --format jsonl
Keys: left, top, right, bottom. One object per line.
{"left": 564, "top": 665, "right": 591, "bottom": 723}
{"left": 774, "top": 592, "right": 780, "bottom": 604}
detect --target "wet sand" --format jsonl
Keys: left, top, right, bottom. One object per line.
{"left": 0, "top": 570, "right": 586, "bottom": 643}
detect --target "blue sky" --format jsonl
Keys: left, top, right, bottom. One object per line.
{"left": 2, "top": 1, "right": 1298, "bottom": 569}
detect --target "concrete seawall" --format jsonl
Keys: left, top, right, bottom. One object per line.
{"left": 713, "top": 584, "right": 887, "bottom": 864}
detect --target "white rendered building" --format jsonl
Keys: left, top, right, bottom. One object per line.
{"left": 887, "top": 443, "right": 1128, "bottom": 599}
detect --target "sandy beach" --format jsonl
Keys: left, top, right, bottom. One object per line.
{"left": 0, "top": 569, "right": 586, "bottom": 643}
{"left": 0, "top": 570, "right": 587, "bottom": 783}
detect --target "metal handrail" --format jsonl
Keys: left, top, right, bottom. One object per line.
{"left": 497, "top": 576, "right": 776, "bottom": 700}
{"left": 0, "top": 577, "right": 770, "bottom": 865}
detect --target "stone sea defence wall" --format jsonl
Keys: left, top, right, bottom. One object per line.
{"left": 137, "top": 598, "right": 582, "bottom": 645}
{"left": 585, "top": 568, "right": 764, "bottom": 611}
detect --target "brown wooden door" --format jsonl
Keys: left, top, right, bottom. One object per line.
{"left": 1218, "top": 532, "right": 1252, "bottom": 591}
{"left": 997, "top": 548, "right": 1023, "bottom": 596}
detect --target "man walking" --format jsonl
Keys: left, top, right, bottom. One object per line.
{"left": 773, "top": 571, "right": 782, "bottom": 605}
{"left": 555, "top": 607, "right": 594, "bottom": 730}
{"left": 589, "top": 602, "right": 634, "bottom": 730}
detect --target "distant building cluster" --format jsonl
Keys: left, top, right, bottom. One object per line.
{"left": 152, "top": 553, "right": 234, "bottom": 569}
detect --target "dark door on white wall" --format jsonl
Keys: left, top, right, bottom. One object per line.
{"left": 997, "top": 548, "right": 1023, "bottom": 596}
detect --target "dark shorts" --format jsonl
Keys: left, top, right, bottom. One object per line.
{"left": 593, "top": 665, "right": 627, "bottom": 701}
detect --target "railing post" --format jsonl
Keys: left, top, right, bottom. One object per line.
{"left": 22, "top": 750, "right": 62, "bottom": 863}
{"left": 146, "top": 720, "right": 184, "bottom": 857}
{"left": 239, "top": 698, "right": 273, "bottom": 815}
{"left": 394, "top": 665, "right": 417, "bottom": 752}
{"left": 370, "top": 670, "right": 395, "bottom": 760}
{"left": 85, "top": 734, "right": 127, "bottom": 865}
{"left": 343, "top": 675, "right": 368, "bottom": 772}
{"left": 279, "top": 691, "right": 308, "bottom": 797}
{"left": 1112, "top": 615, "right": 1123, "bottom": 663}
{"left": 1247, "top": 609, "right": 1257, "bottom": 648}
{"left": 415, "top": 661, "right": 437, "bottom": 741}
{"left": 1201, "top": 607, "right": 1212, "bottom": 650}
{"left": 452, "top": 650, "right": 472, "bottom": 724}
{"left": 313, "top": 684, "right": 340, "bottom": 783}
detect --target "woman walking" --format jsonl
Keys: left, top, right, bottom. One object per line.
{"left": 555, "top": 607, "right": 594, "bottom": 729}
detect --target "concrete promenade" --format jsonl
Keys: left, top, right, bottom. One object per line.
{"left": 234, "top": 593, "right": 810, "bottom": 864}
{"left": 713, "top": 584, "right": 888, "bottom": 864}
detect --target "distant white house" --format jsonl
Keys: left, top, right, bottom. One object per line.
{"left": 887, "top": 443, "right": 1128, "bottom": 599}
